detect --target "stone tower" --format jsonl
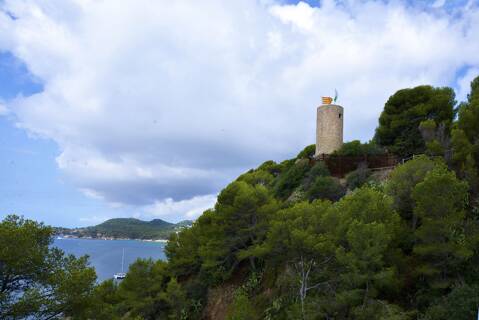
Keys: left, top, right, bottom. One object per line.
{"left": 315, "top": 99, "right": 344, "bottom": 156}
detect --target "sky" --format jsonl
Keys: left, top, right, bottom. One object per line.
{"left": 0, "top": 0, "right": 478, "bottom": 227}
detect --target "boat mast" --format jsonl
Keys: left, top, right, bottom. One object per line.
{"left": 121, "top": 248, "right": 125, "bottom": 273}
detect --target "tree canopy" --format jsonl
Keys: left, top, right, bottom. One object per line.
{"left": 0, "top": 215, "right": 96, "bottom": 320}
{"left": 374, "top": 85, "right": 455, "bottom": 157}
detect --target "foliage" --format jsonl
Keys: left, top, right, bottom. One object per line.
{"left": 237, "top": 168, "right": 274, "bottom": 186}
{"left": 333, "top": 140, "right": 384, "bottom": 156}
{"left": 451, "top": 76, "right": 479, "bottom": 195}
{"left": 265, "top": 201, "right": 334, "bottom": 318}
{"left": 296, "top": 144, "right": 316, "bottom": 159}
{"left": 273, "top": 159, "right": 311, "bottom": 199}
{"left": 165, "top": 226, "right": 202, "bottom": 278}
{"left": 385, "top": 155, "right": 440, "bottom": 226}
{"left": 419, "top": 120, "right": 449, "bottom": 157}
{"left": 226, "top": 288, "right": 259, "bottom": 320}
{"left": 345, "top": 165, "right": 372, "bottom": 190}
{"left": 302, "top": 161, "right": 330, "bottom": 190}
{"left": 308, "top": 161, "right": 330, "bottom": 178}
{"left": 422, "top": 284, "right": 479, "bottom": 320}
{"left": 0, "top": 215, "right": 96, "bottom": 320}
{"left": 374, "top": 85, "right": 455, "bottom": 157}
{"left": 412, "top": 167, "right": 471, "bottom": 292}
{"left": 307, "top": 176, "right": 345, "bottom": 202}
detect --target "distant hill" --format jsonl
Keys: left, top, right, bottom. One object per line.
{"left": 55, "top": 218, "right": 193, "bottom": 240}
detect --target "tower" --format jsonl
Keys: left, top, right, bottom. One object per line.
{"left": 315, "top": 97, "right": 343, "bottom": 156}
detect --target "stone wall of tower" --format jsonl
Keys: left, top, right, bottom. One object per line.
{"left": 315, "top": 104, "right": 344, "bottom": 156}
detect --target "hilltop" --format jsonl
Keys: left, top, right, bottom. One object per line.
{"left": 55, "top": 217, "right": 193, "bottom": 240}
{"left": 3, "top": 78, "right": 479, "bottom": 320}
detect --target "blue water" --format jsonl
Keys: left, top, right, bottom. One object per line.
{"left": 53, "top": 238, "right": 167, "bottom": 281}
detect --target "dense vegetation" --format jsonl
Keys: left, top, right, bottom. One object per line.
{"left": 54, "top": 218, "right": 193, "bottom": 240}
{"left": 0, "top": 216, "right": 96, "bottom": 319}
{"left": 1, "top": 76, "right": 479, "bottom": 319}
{"left": 374, "top": 85, "right": 456, "bottom": 158}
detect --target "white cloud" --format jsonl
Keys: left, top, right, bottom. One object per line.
{"left": 0, "top": 100, "right": 8, "bottom": 115}
{"left": 1, "top": 0, "right": 479, "bottom": 220}
{"left": 145, "top": 194, "right": 217, "bottom": 221}
{"left": 78, "top": 215, "right": 115, "bottom": 225}
{"left": 457, "top": 67, "right": 479, "bottom": 103}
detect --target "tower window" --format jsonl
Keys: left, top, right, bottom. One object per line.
{"left": 339, "top": 113, "right": 342, "bottom": 118}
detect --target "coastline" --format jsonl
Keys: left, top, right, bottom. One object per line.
{"left": 56, "top": 235, "right": 168, "bottom": 243}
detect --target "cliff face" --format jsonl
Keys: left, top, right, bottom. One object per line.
{"left": 203, "top": 284, "right": 237, "bottom": 320}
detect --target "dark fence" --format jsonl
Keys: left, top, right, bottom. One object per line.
{"left": 312, "top": 153, "right": 399, "bottom": 177}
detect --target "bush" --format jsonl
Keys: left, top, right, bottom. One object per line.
{"left": 333, "top": 140, "right": 384, "bottom": 156}
{"left": 257, "top": 160, "right": 283, "bottom": 177}
{"left": 346, "top": 165, "right": 372, "bottom": 190}
{"left": 302, "top": 161, "right": 330, "bottom": 189}
{"left": 309, "top": 161, "right": 330, "bottom": 178}
{"left": 385, "top": 155, "right": 441, "bottom": 217}
{"left": 307, "top": 176, "right": 345, "bottom": 201}
{"left": 274, "top": 159, "right": 311, "bottom": 199}
{"left": 226, "top": 289, "right": 259, "bottom": 320}
{"left": 296, "top": 144, "right": 316, "bottom": 159}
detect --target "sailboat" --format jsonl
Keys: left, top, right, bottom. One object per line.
{"left": 113, "top": 248, "right": 126, "bottom": 279}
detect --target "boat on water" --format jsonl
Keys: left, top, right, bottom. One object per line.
{"left": 113, "top": 248, "right": 126, "bottom": 280}
{"left": 114, "top": 272, "right": 126, "bottom": 280}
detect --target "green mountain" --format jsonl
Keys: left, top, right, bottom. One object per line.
{"left": 56, "top": 218, "right": 193, "bottom": 240}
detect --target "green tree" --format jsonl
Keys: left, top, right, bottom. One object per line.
{"left": 273, "top": 159, "right": 311, "bottom": 199}
{"left": 302, "top": 161, "right": 330, "bottom": 190}
{"left": 374, "top": 85, "right": 455, "bottom": 157}
{"left": 0, "top": 215, "right": 96, "bottom": 320}
{"left": 451, "top": 75, "right": 479, "bottom": 195}
{"left": 198, "top": 181, "right": 278, "bottom": 282}
{"left": 307, "top": 176, "right": 345, "bottom": 202}
{"left": 422, "top": 284, "right": 479, "bottom": 320}
{"left": 165, "top": 226, "right": 202, "bottom": 278}
{"left": 115, "top": 259, "right": 179, "bottom": 319}
{"left": 418, "top": 119, "right": 449, "bottom": 157}
{"left": 258, "top": 201, "right": 334, "bottom": 319}
{"left": 385, "top": 155, "right": 440, "bottom": 230}
{"left": 237, "top": 168, "right": 274, "bottom": 187}
{"left": 84, "top": 280, "right": 121, "bottom": 320}
{"left": 412, "top": 168, "right": 472, "bottom": 292}
{"left": 322, "top": 187, "right": 401, "bottom": 318}
{"left": 296, "top": 144, "right": 316, "bottom": 159}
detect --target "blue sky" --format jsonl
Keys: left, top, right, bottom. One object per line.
{"left": 1, "top": 0, "right": 478, "bottom": 227}
{"left": 0, "top": 52, "right": 134, "bottom": 227}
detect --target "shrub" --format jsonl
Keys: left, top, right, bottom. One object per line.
{"left": 346, "top": 165, "right": 372, "bottom": 190}
{"left": 274, "top": 159, "right": 311, "bottom": 199}
{"left": 307, "top": 176, "right": 345, "bottom": 201}
{"left": 333, "top": 140, "right": 384, "bottom": 156}
{"left": 303, "top": 161, "right": 330, "bottom": 189}
{"left": 296, "top": 144, "right": 316, "bottom": 159}
{"left": 226, "top": 289, "right": 258, "bottom": 320}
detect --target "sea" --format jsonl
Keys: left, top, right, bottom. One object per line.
{"left": 53, "top": 238, "right": 167, "bottom": 282}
